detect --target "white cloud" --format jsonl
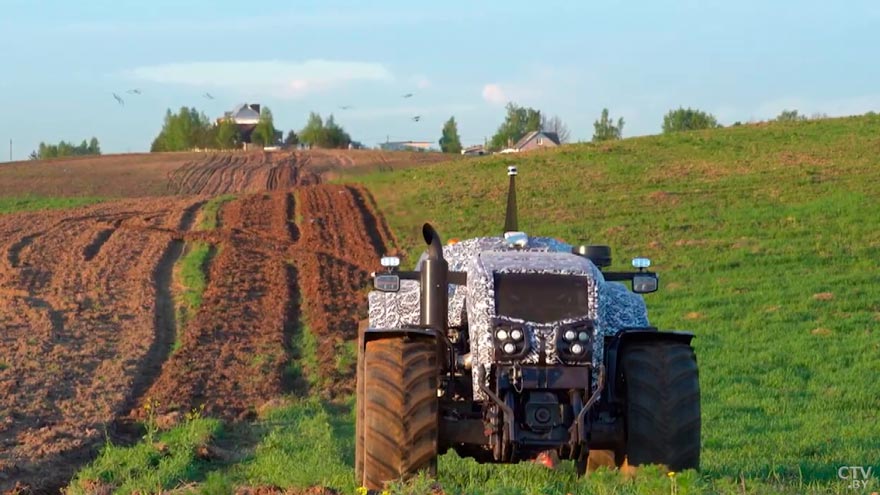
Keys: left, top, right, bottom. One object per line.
{"left": 124, "top": 60, "right": 394, "bottom": 99}
{"left": 482, "top": 83, "right": 508, "bottom": 105}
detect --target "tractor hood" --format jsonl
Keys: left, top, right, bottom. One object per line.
{"left": 473, "top": 250, "right": 601, "bottom": 279}
{"left": 471, "top": 251, "right": 602, "bottom": 325}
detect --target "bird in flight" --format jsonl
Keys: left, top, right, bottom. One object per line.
{"left": 411, "top": 115, "right": 421, "bottom": 122}
{"left": 112, "top": 93, "right": 125, "bottom": 106}
{"left": 339, "top": 105, "right": 353, "bottom": 110}
{"left": 402, "top": 93, "right": 413, "bottom": 98}
{"left": 126, "top": 89, "right": 142, "bottom": 95}
{"left": 203, "top": 92, "right": 215, "bottom": 100}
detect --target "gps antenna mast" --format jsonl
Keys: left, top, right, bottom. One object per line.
{"left": 504, "top": 165, "right": 518, "bottom": 232}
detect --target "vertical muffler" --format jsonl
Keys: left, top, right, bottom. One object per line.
{"left": 420, "top": 223, "right": 448, "bottom": 331}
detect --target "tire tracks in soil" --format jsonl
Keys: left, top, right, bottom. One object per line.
{"left": 0, "top": 197, "right": 206, "bottom": 493}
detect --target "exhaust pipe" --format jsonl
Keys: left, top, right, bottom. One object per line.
{"left": 420, "top": 223, "right": 448, "bottom": 331}
{"left": 504, "top": 166, "right": 518, "bottom": 233}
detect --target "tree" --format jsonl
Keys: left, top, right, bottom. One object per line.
{"left": 775, "top": 109, "right": 808, "bottom": 122}
{"left": 299, "top": 112, "right": 324, "bottom": 147}
{"left": 298, "top": 112, "right": 352, "bottom": 148}
{"left": 252, "top": 106, "right": 277, "bottom": 146}
{"left": 662, "top": 107, "right": 720, "bottom": 133}
{"left": 151, "top": 107, "right": 214, "bottom": 151}
{"left": 323, "top": 114, "right": 351, "bottom": 148}
{"left": 284, "top": 130, "right": 299, "bottom": 147}
{"left": 438, "top": 116, "right": 462, "bottom": 153}
{"left": 540, "top": 115, "right": 571, "bottom": 144}
{"left": 216, "top": 118, "right": 240, "bottom": 149}
{"left": 592, "top": 108, "right": 624, "bottom": 142}
{"left": 489, "top": 103, "right": 541, "bottom": 151}
{"left": 88, "top": 137, "right": 101, "bottom": 155}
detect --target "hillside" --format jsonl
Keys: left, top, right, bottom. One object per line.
{"left": 347, "top": 115, "right": 880, "bottom": 489}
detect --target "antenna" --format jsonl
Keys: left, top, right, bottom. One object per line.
{"left": 504, "top": 165, "right": 518, "bottom": 232}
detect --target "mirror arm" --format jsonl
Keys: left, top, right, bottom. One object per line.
{"left": 394, "top": 270, "right": 467, "bottom": 285}
{"left": 603, "top": 271, "right": 649, "bottom": 281}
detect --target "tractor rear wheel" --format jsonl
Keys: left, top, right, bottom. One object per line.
{"left": 354, "top": 332, "right": 366, "bottom": 486}
{"left": 361, "top": 337, "right": 439, "bottom": 490}
{"left": 620, "top": 341, "right": 700, "bottom": 471}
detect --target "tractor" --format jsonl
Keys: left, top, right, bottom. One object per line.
{"left": 356, "top": 166, "right": 700, "bottom": 489}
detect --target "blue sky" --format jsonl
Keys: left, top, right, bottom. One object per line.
{"left": 1, "top": 0, "right": 879, "bottom": 160}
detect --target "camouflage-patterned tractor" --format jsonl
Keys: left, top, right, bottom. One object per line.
{"left": 355, "top": 167, "right": 700, "bottom": 489}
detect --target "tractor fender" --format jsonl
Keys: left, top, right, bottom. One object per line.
{"left": 603, "top": 328, "right": 695, "bottom": 404}
{"left": 360, "top": 326, "right": 452, "bottom": 371}
{"left": 360, "top": 327, "right": 439, "bottom": 348}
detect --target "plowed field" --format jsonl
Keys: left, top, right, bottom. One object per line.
{"left": 0, "top": 181, "right": 393, "bottom": 490}
{"left": 0, "top": 149, "right": 449, "bottom": 198}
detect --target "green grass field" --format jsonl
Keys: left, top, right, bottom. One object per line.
{"left": 69, "top": 116, "right": 879, "bottom": 494}
{"left": 348, "top": 115, "right": 880, "bottom": 492}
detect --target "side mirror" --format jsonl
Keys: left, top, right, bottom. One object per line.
{"left": 632, "top": 273, "right": 658, "bottom": 293}
{"left": 374, "top": 273, "right": 401, "bottom": 292}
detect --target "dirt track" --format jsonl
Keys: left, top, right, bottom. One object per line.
{"left": 0, "top": 159, "right": 395, "bottom": 490}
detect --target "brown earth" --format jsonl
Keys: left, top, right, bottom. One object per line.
{"left": 0, "top": 197, "right": 204, "bottom": 489}
{"left": 0, "top": 149, "right": 450, "bottom": 198}
{"left": 0, "top": 162, "right": 396, "bottom": 490}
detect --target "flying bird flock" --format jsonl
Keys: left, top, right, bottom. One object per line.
{"left": 110, "top": 87, "right": 423, "bottom": 126}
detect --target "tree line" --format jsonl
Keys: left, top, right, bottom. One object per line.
{"left": 148, "top": 106, "right": 365, "bottom": 152}
{"left": 30, "top": 104, "right": 833, "bottom": 159}
{"left": 30, "top": 138, "right": 101, "bottom": 160}
{"left": 150, "top": 106, "right": 278, "bottom": 152}
{"left": 435, "top": 105, "right": 833, "bottom": 154}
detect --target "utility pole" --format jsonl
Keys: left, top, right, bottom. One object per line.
{"left": 8, "top": 139, "right": 11, "bottom": 162}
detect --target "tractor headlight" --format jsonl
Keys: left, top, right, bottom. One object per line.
{"left": 492, "top": 320, "right": 528, "bottom": 361}
{"left": 557, "top": 321, "right": 592, "bottom": 365}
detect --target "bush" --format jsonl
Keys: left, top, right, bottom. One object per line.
{"left": 775, "top": 109, "right": 808, "bottom": 122}
{"left": 662, "top": 107, "right": 720, "bottom": 133}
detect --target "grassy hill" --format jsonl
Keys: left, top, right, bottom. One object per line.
{"left": 344, "top": 115, "right": 880, "bottom": 492}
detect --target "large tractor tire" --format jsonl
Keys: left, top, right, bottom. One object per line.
{"left": 355, "top": 332, "right": 366, "bottom": 486}
{"left": 360, "top": 337, "right": 439, "bottom": 490}
{"left": 620, "top": 341, "right": 700, "bottom": 471}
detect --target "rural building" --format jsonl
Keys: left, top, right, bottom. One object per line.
{"left": 379, "top": 141, "right": 434, "bottom": 152}
{"left": 461, "top": 144, "right": 487, "bottom": 156}
{"left": 222, "top": 103, "right": 262, "bottom": 143}
{"left": 513, "top": 131, "right": 560, "bottom": 152}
